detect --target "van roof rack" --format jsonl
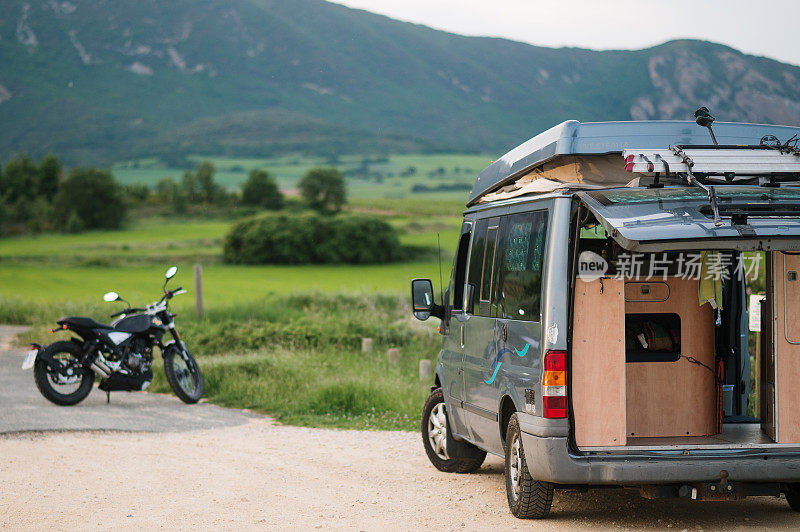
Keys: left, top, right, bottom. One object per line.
{"left": 623, "top": 145, "right": 800, "bottom": 226}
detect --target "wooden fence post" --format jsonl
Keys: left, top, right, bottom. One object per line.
{"left": 194, "top": 264, "right": 204, "bottom": 318}
{"left": 419, "top": 359, "right": 432, "bottom": 381}
{"left": 362, "top": 338, "right": 374, "bottom": 354}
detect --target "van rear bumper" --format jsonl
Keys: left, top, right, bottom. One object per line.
{"left": 520, "top": 432, "right": 800, "bottom": 485}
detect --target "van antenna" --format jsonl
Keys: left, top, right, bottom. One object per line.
{"left": 437, "top": 233, "right": 444, "bottom": 305}
{"left": 694, "top": 107, "right": 718, "bottom": 146}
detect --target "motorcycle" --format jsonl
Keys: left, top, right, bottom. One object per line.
{"left": 22, "top": 266, "right": 204, "bottom": 406}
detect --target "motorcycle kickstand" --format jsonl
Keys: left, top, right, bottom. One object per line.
{"left": 106, "top": 390, "right": 110, "bottom": 404}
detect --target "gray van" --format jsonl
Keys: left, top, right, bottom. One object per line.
{"left": 411, "top": 118, "right": 800, "bottom": 518}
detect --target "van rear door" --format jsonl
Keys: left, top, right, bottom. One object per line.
{"left": 577, "top": 187, "right": 800, "bottom": 252}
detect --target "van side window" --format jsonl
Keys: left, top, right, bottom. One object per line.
{"left": 480, "top": 225, "right": 499, "bottom": 303}
{"left": 466, "top": 218, "right": 500, "bottom": 317}
{"left": 467, "top": 219, "right": 486, "bottom": 315}
{"left": 496, "top": 211, "right": 548, "bottom": 321}
{"left": 449, "top": 227, "right": 471, "bottom": 311}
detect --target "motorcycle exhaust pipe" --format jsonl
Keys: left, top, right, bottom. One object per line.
{"left": 90, "top": 360, "right": 112, "bottom": 378}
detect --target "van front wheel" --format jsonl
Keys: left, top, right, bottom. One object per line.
{"left": 421, "top": 388, "right": 485, "bottom": 473}
{"left": 505, "top": 413, "right": 553, "bottom": 519}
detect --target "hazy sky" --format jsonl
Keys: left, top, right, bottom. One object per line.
{"left": 330, "top": 0, "right": 800, "bottom": 67}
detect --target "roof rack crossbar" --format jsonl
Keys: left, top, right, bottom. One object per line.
{"left": 623, "top": 145, "right": 800, "bottom": 177}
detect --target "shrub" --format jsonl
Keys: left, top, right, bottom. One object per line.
{"left": 298, "top": 167, "right": 346, "bottom": 212}
{"left": 223, "top": 212, "right": 401, "bottom": 264}
{"left": 53, "top": 167, "right": 126, "bottom": 230}
{"left": 241, "top": 169, "right": 284, "bottom": 210}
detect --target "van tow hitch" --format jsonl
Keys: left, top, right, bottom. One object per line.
{"left": 640, "top": 472, "right": 780, "bottom": 501}
{"left": 690, "top": 470, "right": 744, "bottom": 501}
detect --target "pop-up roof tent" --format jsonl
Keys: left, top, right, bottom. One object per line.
{"left": 470, "top": 120, "right": 800, "bottom": 252}
{"left": 469, "top": 120, "right": 800, "bottom": 205}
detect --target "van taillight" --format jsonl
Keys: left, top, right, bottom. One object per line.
{"left": 542, "top": 350, "right": 567, "bottom": 418}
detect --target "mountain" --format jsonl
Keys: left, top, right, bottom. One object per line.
{"left": 1, "top": 0, "right": 800, "bottom": 164}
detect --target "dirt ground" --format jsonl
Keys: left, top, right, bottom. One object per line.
{"left": 2, "top": 418, "right": 800, "bottom": 531}
{"left": 2, "top": 327, "right": 800, "bottom": 530}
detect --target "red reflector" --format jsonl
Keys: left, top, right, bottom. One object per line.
{"left": 543, "top": 396, "right": 566, "bottom": 418}
{"left": 544, "top": 350, "right": 566, "bottom": 372}
{"left": 624, "top": 155, "right": 635, "bottom": 172}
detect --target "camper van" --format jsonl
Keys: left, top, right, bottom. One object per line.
{"left": 411, "top": 118, "right": 800, "bottom": 518}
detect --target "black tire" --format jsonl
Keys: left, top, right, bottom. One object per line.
{"left": 505, "top": 413, "right": 554, "bottom": 519}
{"left": 785, "top": 484, "right": 800, "bottom": 511}
{"left": 163, "top": 345, "right": 204, "bottom": 404}
{"left": 421, "top": 388, "right": 486, "bottom": 473}
{"left": 33, "top": 341, "right": 94, "bottom": 406}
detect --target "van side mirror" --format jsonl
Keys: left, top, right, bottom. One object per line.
{"left": 411, "top": 278, "right": 445, "bottom": 321}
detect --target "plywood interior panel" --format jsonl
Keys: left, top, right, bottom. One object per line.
{"left": 624, "top": 282, "right": 670, "bottom": 303}
{"left": 572, "top": 278, "right": 626, "bottom": 447}
{"left": 774, "top": 253, "right": 800, "bottom": 443}
{"left": 625, "top": 277, "right": 716, "bottom": 438}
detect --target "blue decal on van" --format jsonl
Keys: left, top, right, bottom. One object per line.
{"left": 484, "top": 343, "right": 531, "bottom": 384}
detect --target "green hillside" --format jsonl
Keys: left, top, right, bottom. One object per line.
{"left": 1, "top": 0, "right": 799, "bottom": 164}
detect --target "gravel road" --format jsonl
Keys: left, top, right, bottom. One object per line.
{"left": 2, "top": 326, "right": 799, "bottom": 530}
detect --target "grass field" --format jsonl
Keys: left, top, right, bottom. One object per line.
{"left": 1, "top": 200, "right": 463, "bottom": 430}
{"left": 113, "top": 153, "right": 491, "bottom": 201}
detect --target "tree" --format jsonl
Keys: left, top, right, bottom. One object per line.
{"left": 2, "top": 154, "right": 38, "bottom": 203}
{"left": 53, "top": 167, "right": 126, "bottom": 230}
{"left": 156, "top": 177, "right": 186, "bottom": 213}
{"left": 181, "top": 170, "right": 199, "bottom": 203}
{"left": 298, "top": 167, "right": 346, "bottom": 212}
{"left": 196, "top": 161, "right": 218, "bottom": 203}
{"left": 241, "top": 169, "right": 283, "bottom": 210}
{"left": 37, "top": 153, "right": 62, "bottom": 201}
{"left": 181, "top": 161, "right": 220, "bottom": 204}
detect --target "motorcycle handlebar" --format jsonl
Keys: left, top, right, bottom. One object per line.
{"left": 163, "top": 287, "right": 184, "bottom": 300}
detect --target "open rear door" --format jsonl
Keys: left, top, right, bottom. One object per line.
{"left": 572, "top": 185, "right": 800, "bottom": 451}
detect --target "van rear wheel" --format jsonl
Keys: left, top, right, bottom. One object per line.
{"left": 421, "top": 388, "right": 485, "bottom": 473}
{"left": 505, "top": 413, "right": 553, "bottom": 519}
{"left": 785, "top": 484, "right": 800, "bottom": 511}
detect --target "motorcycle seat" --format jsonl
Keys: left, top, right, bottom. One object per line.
{"left": 58, "top": 316, "right": 113, "bottom": 330}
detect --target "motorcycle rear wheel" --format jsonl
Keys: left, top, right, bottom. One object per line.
{"left": 163, "top": 345, "right": 204, "bottom": 404}
{"left": 33, "top": 341, "right": 94, "bottom": 406}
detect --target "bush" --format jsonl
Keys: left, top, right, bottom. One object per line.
{"left": 53, "top": 167, "right": 126, "bottom": 230}
{"left": 223, "top": 212, "right": 401, "bottom": 264}
{"left": 241, "top": 169, "right": 284, "bottom": 210}
{"left": 298, "top": 167, "right": 346, "bottom": 212}
{"left": 124, "top": 183, "right": 151, "bottom": 203}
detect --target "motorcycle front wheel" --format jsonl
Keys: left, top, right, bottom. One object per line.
{"left": 33, "top": 341, "right": 94, "bottom": 406}
{"left": 163, "top": 345, "right": 204, "bottom": 404}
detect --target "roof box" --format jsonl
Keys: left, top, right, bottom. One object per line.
{"left": 468, "top": 120, "right": 800, "bottom": 206}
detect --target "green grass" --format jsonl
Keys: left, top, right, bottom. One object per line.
{"left": 9, "top": 292, "right": 440, "bottom": 431}
{"left": 0, "top": 201, "right": 460, "bottom": 430}
{"left": 112, "top": 152, "right": 489, "bottom": 201}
